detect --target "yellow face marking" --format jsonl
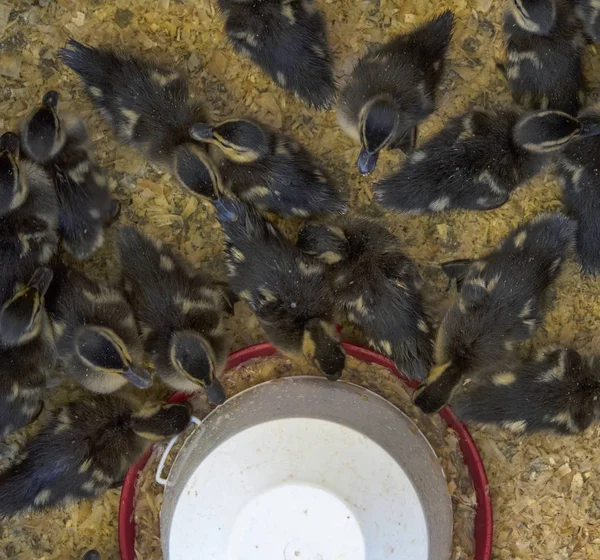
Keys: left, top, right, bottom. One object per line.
{"left": 492, "top": 372, "right": 517, "bottom": 386}
{"left": 427, "top": 362, "right": 451, "bottom": 383}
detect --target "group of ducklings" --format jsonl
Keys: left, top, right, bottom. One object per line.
{"left": 1, "top": 0, "right": 600, "bottom": 540}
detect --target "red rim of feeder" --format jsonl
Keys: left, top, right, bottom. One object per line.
{"left": 118, "top": 342, "right": 493, "bottom": 560}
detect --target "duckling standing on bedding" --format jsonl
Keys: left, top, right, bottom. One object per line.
{"left": 117, "top": 226, "right": 229, "bottom": 404}
{"left": 217, "top": 0, "right": 336, "bottom": 109}
{"left": 374, "top": 107, "right": 558, "bottom": 214}
{"left": 0, "top": 132, "right": 58, "bottom": 304}
{"left": 190, "top": 119, "right": 346, "bottom": 218}
{"left": 576, "top": 0, "right": 600, "bottom": 42}
{"left": 413, "top": 214, "right": 574, "bottom": 414}
{"left": 0, "top": 396, "right": 192, "bottom": 517}
{"left": 20, "top": 91, "right": 120, "bottom": 260}
{"left": 297, "top": 217, "right": 433, "bottom": 381}
{"left": 214, "top": 196, "right": 345, "bottom": 380}
{"left": 502, "top": 0, "right": 586, "bottom": 114}
{"left": 0, "top": 268, "right": 55, "bottom": 439}
{"left": 513, "top": 108, "right": 600, "bottom": 274}
{"left": 337, "top": 11, "right": 454, "bottom": 175}
{"left": 45, "top": 262, "right": 152, "bottom": 393}
{"left": 451, "top": 348, "right": 600, "bottom": 435}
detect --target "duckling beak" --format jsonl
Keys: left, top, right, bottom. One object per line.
{"left": 205, "top": 378, "right": 226, "bottom": 405}
{"left": 0, "top": 132, "right": 19, "bottom": 156}
{"left": 190, "top": 123, "right": 214, "bottom": 142}
{"left": 107, "top": 199, "right": 121, "bottom": 223}
{"left": 579, "top": 121, "right": 600, "bottom": 139}
{"left": 121, "top": 365, "right": 153, "bottom": 389}
{"left": 357, "top": 148, "right": 379, "bottom": 175}
{"left": 29, "top": 267, "right": 53, "bottom": 297}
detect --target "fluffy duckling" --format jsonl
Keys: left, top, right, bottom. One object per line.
{"left": 217, "top": 0, "right": 335, "bottom": 109}
{"left": 59, "top": 41, "right": 208, "bottom": 172}
{"left": 190, "top": 119, "right": 346, "bottom": 218}
{"left": 0, "top": 268, "right": 55, "bottom": 439}
{"left": 414, "top": 214, "right": 574, "bottom": 414}
{"left": 0, "top": 396, "right": 191, "bottom": 517}
{"left": 576, "top": 0, "right": 600, "bottom": 42}
{"left": 45, "top": 263, "right": 152, "bottom": 393}
{"left": 503, "top": 0, "right": 585, "bottom": 114}
{"left": 214, "top": 196, "right": 345, "bottom": 380}
{"left": 0, "top": 132, "right": 58, "bottom": 304}
{"left": 297, "top": 217, "right": 433, "bottom": 381}
{"left": 20, "top": 91, "right": 120, "bottom": 260}
{"left": 515, "top": 109, "right": 600, "bottom": 274}
{"left": 451, "top": 348, "right": 600, "bottom": 435}
{"left": 117, "top": 226, "right": 228, "bottom": 404}
{"left": 337, "top": 11, "right": 454, "bottom": 174}
{"left": 374, "top": 107, "right": 555, "bottom": 214}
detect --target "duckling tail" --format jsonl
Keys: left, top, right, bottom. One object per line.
{"left": 59, "top": 40, "right": 115, "bottom": 92}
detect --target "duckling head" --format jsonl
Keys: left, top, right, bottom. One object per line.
{"left": 358, "top": 96, "right": 413, "bottom": 175}
{"left": 302, "top": 319, "right": 346, "bottom": 381}
{"left": 190, "top": 119, "right": 269, "bottom": 163}
{"left": 0, "top": 132, "right": 27, "bottom": 215}
{"left": 511, "top": 0, "right": 556, "bottom": 35}
{"left": 173, "top": 143, "right": 222, "bottom": 200}
{"left": 21, "top": 91, "right": 66, "bottom": 164}
{"left": 514, "top": 110, "right": 600, "bottom": 154}
{"left": 75, "top": 326, "right": 153, "bottom": 389}
{"left": 413, "top": 361, "right": 460, "bottom": 413}
{"left": 131, "top": 401, "right": 193, "bottom": 441}
{"left": 0, "top": 267, "right": 53, "bottom": 347}
{"left": 297, "top": 223, "right": 349, "bottom": 265}
{"left": 169, "top": 330, "right": 226, "bottom": 405}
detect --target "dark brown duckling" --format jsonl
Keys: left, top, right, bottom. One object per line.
{"left": 414, "top": 214, "right": 575, "bottom": 414}
{"left": 20, "top": 91, "right": 120, "bottom": 260}
{"left": 0, "top": 396, "right": 191, "bottom": 517}
{"left": 503, "top": 0, "right": 586, "bottom": 115}
{"left": 338, "top": 11, "right": 454, "bottom": 174}
{"left": 451, "top": 348, "right": 600, "bottom": 435}
{"left": 0, "top": 268, "right": 55, "bottom": 440}
{"left": 297, "top": 217, "right": 433, "bottom": 381}
{"left": 214, "top": 196, "right": 345, "bottom": 380}
{"left": 217, "top": 0, "right": 336, "bottom": 109}
{"left": 117, "top": 226, "right": 229, "bottom": 404}
{"left": 45, "top": 262, "right": 152, "bottom": 393}
{"left": 190, "top": 119, "right": 346, "bottom": 218}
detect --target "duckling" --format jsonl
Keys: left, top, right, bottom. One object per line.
{"left": 0, "top": 268, "right": 55, "bottom": 439}
{"left": 214, "top": 196, "right": 345, "bottom": 380}
{"left": 503, "top": 0, "right": 585, "bottom": 115}
{"left": 45, "top": 263, "right": 152, "bottom": 393}
{"left": 413, "top": 214, "right": 574, "bottom": 414}
{"left": 59, "top": 41, "right": 208, "bottom": 170}
{"left": 117, "top": 226, "right": 228, "bottom": 404}
{"left": 19, "top": 91, "right": 120, "bottom": 260}
{"left": 451, "top": 348, "right": 600, "bottom": 435}
{"left": 576, "top": 0, "right": 600, "bottom": 42}
{"left": 337, "top": 11, "right": 454, "bottom": 175}
{"left": 0, "top": 132, "right": 58, "bottom": 304}
{"left": 217, "top": 0, "right": 335, "bottom": 109}
{"left": 189, "top": 119, "right": 346, "bottom": 218}
{"left": 0, "top": 396, "right": 191, "bottom": 517}
{"left": 374, "top": 107, "right": 555, "bottom": 214}
{"left": 514, "top": 108, "right": 600, "bottom": 274}
{"left": 297, "top": 217, "right": 433, "bottom": 381}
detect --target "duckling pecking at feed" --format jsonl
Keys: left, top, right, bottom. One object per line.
{"left": 44, "top": 262, "right": 152, "bottom": 394}
{"left": 451, "top": 348, "right": 600, "bottom": 435}
{"left": 217, "top": 0, "right": 336, "bottom": 109}
{"left": 297, "top": 217, "right": 433, "bottom": 381}
{"left": 214, "top": 196, "right": 345, "bottom": 380}
{"left": 502, "top": 0, "right": 586, "bottom": 115}
{"left": 374, "top": 106, "right": 556, "bottom": 214}
{"left": 0, "top": 396, "right": 192, "bottom": 518}
{"left": 337, "top": 11, "right": 454, "bottom": 175}
{"left": 20, "top": 91, "right": 120, "bottom": 260}
{"left": 514, "top": 108, "right": 600, "bottom": 275}
{"left": 117, "top": 226, "right": 229, "bottom": 405}
{"left": 190, "top": 118, "right": 346, "bottom": 218}
{"left": 414, "top": 214, "right": 575, "bottom": 414}
{"left": 0, "top": 268, "right": 56, "bottom": 440}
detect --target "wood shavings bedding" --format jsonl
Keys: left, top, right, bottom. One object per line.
{"left": 134, "top": 355, "right": 476, "bottom": 559}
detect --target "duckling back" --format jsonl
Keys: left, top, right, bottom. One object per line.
{"left": 374, "top": 107, "right": 550, "bottom": 214}
{"left": 218, "top": 0, "right": 336, "bottom": 109}
{"left": 59, "top": 41, "right": 207, "bottom": 167}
